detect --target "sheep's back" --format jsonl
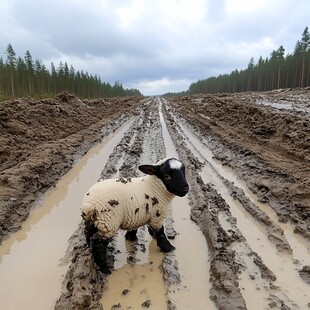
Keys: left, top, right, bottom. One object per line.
{"left": 81, "top": 177, "right": 153, "bottom": 235}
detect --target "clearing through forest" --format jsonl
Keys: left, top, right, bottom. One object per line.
{"left": 0, "top": 89, "right": 309, "bottom": 309}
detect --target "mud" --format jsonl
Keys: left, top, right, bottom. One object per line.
{"left": 299, "top": 265, "right": 310, "bottom": 284}
{"left": 0, "top": 92, "right": 141, "bottom": 243}
{"left": 168, "top": 88, "right": 310, "bottom": 240}
{"left": 0, "top": 89, "right": 309, "bottom": 309}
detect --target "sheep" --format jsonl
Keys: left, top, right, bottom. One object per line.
{"left": 81, "top": 157, "right": 189, "bottom": 274}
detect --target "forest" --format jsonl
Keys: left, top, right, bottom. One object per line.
{"left": 168, "top": 27, "right": 310, "bottom": 96}
{"left": 1, "top": 27, "right": 309, "bottom": 99}
{"left": 0, "top": 45, "right": 141, "bottom": 100}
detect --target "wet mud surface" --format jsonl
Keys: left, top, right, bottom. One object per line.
{"left": 0, "top": 89, "right": 309, "bottom": 309}
{"left": 0, "top": 92, "right": 141, "bottom": 242}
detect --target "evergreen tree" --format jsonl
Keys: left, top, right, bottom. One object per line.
{"left": 188, "top": 27, "right": 309, "bottom": 95}
{"left": 0, "top": 43, "right": 142, "bottom": 99}
{"left": 0, "top": 57, "right": 4, "bottom": 95}
{"left": 25, "top": 50, "right": 34, "bottom": 95}
{"left": 247, "top": 57, "right": 254, "bottom": 91}
{"left": 299, "top": 27, "right": 310, "bottom": 87}
{"left": 5, "top": 43, "right": 16, "bottom": 96}
{"left": 276, "top": 45, "right": 285, "bottom": 88}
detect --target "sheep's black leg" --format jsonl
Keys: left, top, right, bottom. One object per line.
{"left": 154, "top": 226, "right": 175, "bottom": 252}
{"left": 125, "top": 229, "right": 138, "bottom": 241}
{"left": 148, "top": 226, "right": 156, "bottom": 238}
{"left": 90, "top": 233, "right": 111, "bottom": 275}
{"left": 84, "top": 220, "right": 98, "bottom": 246}
{"left": 84, "top": 221, "right": 111, "bottom": 274}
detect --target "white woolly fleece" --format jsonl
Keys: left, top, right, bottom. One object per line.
{"left": 81, "top": 175, "right": 175, "bottom": 239}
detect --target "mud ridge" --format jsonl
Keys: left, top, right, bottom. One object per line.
{"left": 0, "top": 93, "right": 143, "bottom": 243}
{"left": 168, "top": 91, "right": 310, "bottom": 241}
{"left": 223, "top": 180, "right": 293, "bottom": 254}
{"left": 161, "top": 101, "right": 247, "bottom": 309}
{"left": 162, "top": 100, "right": 306, "bottom": 309}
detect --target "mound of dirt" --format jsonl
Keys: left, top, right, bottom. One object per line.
{"left": 169, "top": 88, "right": 310, "bottom": 240}
{"left": 0, "top": 92, "right": 143, "bottom": 243}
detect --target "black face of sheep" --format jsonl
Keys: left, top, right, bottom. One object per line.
{"left": 138, "top": 158, "right": 189, "bottom": 197}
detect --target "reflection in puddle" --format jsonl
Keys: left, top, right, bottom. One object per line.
{"left": 102, "top": 239, "right": 166, "bottom": 309}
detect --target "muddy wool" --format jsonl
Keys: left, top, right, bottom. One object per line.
{"left": 81, "top": 157, "right": 188, "bottom": 274}
{"left": 81, "top": 174, "right": 175, "bottom": 238}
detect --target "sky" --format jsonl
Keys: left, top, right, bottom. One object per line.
{"left": 0, "top": 0, "right": 309, "bottom": 95}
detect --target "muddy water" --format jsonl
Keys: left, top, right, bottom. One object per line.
{"left": 102, "top": 101, "right": 216, "bottom": 310}
{"left": 0, "top": 119, "right": 134, "bottom": 310}
{"left": 159, "top": 100, "right": 216, "bottom": 309}
{"left": 101, "top": 233, "right": 167, "bottom": 309}
{"left": 217, "top": 164, "right": 310, "bottom": 261}
{"left": 177, "top": 120, "right": 310, "bottom": 309}
{"left": 101, "top": 109, "right": 169, "bottom": 309}
{"left": 101, "top": 200, "right": 168, "bottom": 309}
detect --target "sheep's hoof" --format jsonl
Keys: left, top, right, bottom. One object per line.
{"left": 154, "top": 226, "right": 175, "bottom": 252}
{"left": 157, "top": 236, "right": 176, "bottom": 252}
{"left": 125, "top": 230, "right": 138, "bottom": 241}
{"left": 160, "top": 243, "right": 175, "bottom": 253}
{"left": 99, "top": 265, "right": 112, "bottom": 275}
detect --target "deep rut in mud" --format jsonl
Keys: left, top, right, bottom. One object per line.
{"left": 163, "top": 98, "right": 310, "bottom": 309}
{"left": 0, "top": 90, "right": 309, "bottom": 310}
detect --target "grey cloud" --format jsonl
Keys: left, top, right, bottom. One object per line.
{"left": 1, "top": 0, "right": 309, "bottom": 95}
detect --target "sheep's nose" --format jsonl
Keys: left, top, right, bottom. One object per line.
{"left": 183, "top": 185, "right": 189, "bottom": 193}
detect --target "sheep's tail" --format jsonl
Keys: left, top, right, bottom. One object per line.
{"left": 81, "top": 209, "right": 97, "bottom": 222}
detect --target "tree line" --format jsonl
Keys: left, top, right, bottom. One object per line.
{"left": 0, "top": 44, "right": 142, "bottom": 100}
{"left": 186, "top": 27, "right": 310, "bottom": 95}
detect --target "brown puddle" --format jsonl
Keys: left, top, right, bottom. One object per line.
{"left": 101, "top": 236, "right": 167, "bottom": 309}
{"left": 0, "top": 119, "right": 134, "bottom": 310}
{"left": 159, "top": 99, "right": 216, "bottom": 309}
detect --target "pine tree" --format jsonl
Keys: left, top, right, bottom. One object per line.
{"left": 247, "top": 57, "right": 254, "bottom": 91}
{"left": 25, "top": 50, "right": 34, "bottom": 95}
{"left": 276, "top": 46, "right": 285, "bottom": 88}
{"left": 300, "top": 27, "right": 310, "bottom": 87}
{"left": 5, "top": 43, "right": 16, "bottom": 96}
{"left": 0, "top": 57, "right": 4, "bottom": 95}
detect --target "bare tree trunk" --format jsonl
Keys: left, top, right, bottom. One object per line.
{"left": 300, "top": 55, "right": 305, "bottom": 87}
{"left": 10, "top": 73, "right": 14, "bottom": 97}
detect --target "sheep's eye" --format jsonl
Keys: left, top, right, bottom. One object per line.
{"left": 163, "top": 174, "right": 171, "bottom": 180}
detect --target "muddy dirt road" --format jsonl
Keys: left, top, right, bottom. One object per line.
{"left": 0, "top": 89, "right": 309, "bottom": 309}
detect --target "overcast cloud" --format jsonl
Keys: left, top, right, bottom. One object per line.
{"left": 0, "top": 0, "right": 309, "bottom": 95}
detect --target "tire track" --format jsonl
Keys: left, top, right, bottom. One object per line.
{"left": 158, "top": 98, "right": 215, "bottom": 310}
{"left": 163, "top": 98, "right": 310, "bottom": 309}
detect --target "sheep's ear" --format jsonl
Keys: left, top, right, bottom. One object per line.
{"left": 138, "top": 164, "right": 159, "bottom": 176}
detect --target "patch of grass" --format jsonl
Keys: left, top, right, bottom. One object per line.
{"left": 0, "top": 95, "right": 11, "bottom": 102}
